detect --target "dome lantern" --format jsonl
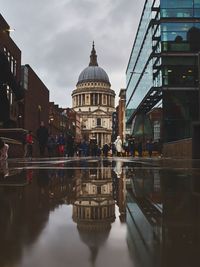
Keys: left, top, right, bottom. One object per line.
{"left": 89, "top": 41, "right": 98, "bottom": 67}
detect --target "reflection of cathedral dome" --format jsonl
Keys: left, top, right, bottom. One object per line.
{"left": 78, "top": 227, "right": 110, "bottom": 266}
{"left": 77, "top": 42, "right": 110, "bottom": 86}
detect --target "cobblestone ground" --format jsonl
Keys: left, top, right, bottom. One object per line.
{"left": 0, "top": 156, "right": 200, "bottom": 267}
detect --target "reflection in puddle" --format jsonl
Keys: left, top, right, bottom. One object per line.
{"left": 0, "top": 158, "right": 200, "bottom": 267}
{"left": 0, "top": 158, "right": 129, "bottom": 267}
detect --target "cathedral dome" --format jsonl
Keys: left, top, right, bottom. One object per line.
{"left": 77, "top": 42, "right": 110, "bottom": 86}
{"left": 78, "top": 66, "right": 110, "bottom": 85}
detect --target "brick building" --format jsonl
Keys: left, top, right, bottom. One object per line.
{"left": 21, "top": 64, "right": 49, "bottom": 135}
{"left": 0, "top": 14, "right": 23, "bottom": 128}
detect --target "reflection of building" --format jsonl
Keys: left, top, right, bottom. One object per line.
{"left": 72, "top": 43, "right": 115, "bottom": 146}
{"left": 126, "top": 164, "right": 200, "bottom": 267}
{"left": 113, "top": 159, "right": 126, "bottom": 222}
{"left": 72, "top": 160, "right": 116, "bottom": 267}
{"left": 126, "top": 1, "right": 200, "bottom": 148}
{"left": 73, "top": 160, "right": 115, "bottom": 229}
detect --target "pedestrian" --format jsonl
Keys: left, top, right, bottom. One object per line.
{"left": 25, "top": 130, "right": 34, "bottom": 158}
{"left": 90, "top": 140, "right": 97, "bottom": 156}
{"left": 80, "top": 140, "right": 88, "bottom": 157}
{"left": 66, "top": 134, "right": 74, "bottom": 157}
{"left": 47, "top": 135, "right": 56, "bottom": 157}
{"left": 0, "top": 137, "right": 9, "bottom": 161}
{"left": 102, "top": 143, "right": 110, "bottom": 157}
{"left": 123, "top": 139, "right": 129, "bottom": 156}
{"left": 137, "top": 139, "right": 143, "bottom": 157}
{"left": 57, "top": 133, "right": 65, "bottom": 157}
{"left": 146, "top": 139, "right": 153, "bottom": 157}
{"left": 110, "top": 142, "right": 116, "bottom": 156}
{"left": 36, "top": 121, "right": 49, "bottom": 157}
{"left": 128, "top": 136, "right": 135, "bottom": 157}
{"left": 114, "top": 136, "right": 123, "bottom": 156}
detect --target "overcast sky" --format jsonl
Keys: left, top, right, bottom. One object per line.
{"left": 1, "top": 0, "right": 145, "bottom": 108}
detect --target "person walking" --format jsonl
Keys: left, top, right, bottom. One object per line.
{"left": 57, "top": 133, "right": 65, "bottom": 157}
{"left": 102, "top": 143, "right": 110, "bottom": 157}
{"left": 114, "top": 136, "right": 123, "bottom": 156}
{"left": 146, "top": 139, "right": 153, "bottom": 157}
{"left": 128, "top": 136, "right": 135, "bottom": 157}
{"left": 66, "top": 134, "right": 74, "bottom": 157}
{"left": 26, "top": 130, "right": 34, "bottom": 158}
{"left": 36, "top": 121, "right": 49, "bottom": 157}
{"left": 137, "top": 139, "right": 143, "bottom": 157}
{"left": 47, "top": 135, "right": 56, "bottom": 157}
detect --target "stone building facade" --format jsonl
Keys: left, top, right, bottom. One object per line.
{"left": 71, "top": 43, "right": 115, "bottom": 147}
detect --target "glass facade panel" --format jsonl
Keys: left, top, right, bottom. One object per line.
{"left": 163, "top": 91, "right": 198, "bottom": 141}
{"left": 161, "top": 0, "right": 193, "bottom": 8}
{"left": 126, "top": 0, "right": 199, "bottom": 141}
{"left": 161, "top": 23, "right": 200, "bottom": 52}
{"left": 161, "top": 1, "right": 200, "bottom": 17}
{"left": 163, "top": 65, "right": 198, "bottom": 87}
{"left": 161, "top": 8, "right": 193, "bottom": 18}
{"left": 126, "top": 1, "right": 153, "bottom": 91}
{"left": 194, "top": 8, "right": 200, "bottom": 16}
{"left": 194, "top": 0, "right": 200, "bottom": 7}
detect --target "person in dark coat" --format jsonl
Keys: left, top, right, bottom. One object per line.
{"left": 36, "top": 121, "right": 49, "bottom": 157}
{"left": 128, "top": 136, "right": 135, "bottom": 157}
{"left": 47, "top": 135, "right": 56, "bottom": 157}
{"left": 102, "top": 143, "right": 110, "bottom": 157}
{"left": 146, "top": 139, "right": 153, "bottom": 157}
{"left": 137, "top": 140, "right": 143, "bottom": 157}
{"left": 66, "top": 134, "right": 75, "bottom": 157}
{"left": 80, "top": 140, "right": 89, "bottom": 157}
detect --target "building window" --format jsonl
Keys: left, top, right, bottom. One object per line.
{"left": 97, "top": 118, "right": 101, "bottom": 126}
{"left": 23, "top": 65, "right": 29, "bottom": 90}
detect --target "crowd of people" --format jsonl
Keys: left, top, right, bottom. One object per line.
{"left": 1, "top": 121, "right": 162, "bottom": 163}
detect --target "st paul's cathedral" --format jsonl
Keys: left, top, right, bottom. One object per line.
{"left": 72, "top": 43, "right": 115, "bottom": 147}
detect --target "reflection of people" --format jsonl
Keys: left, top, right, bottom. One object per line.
{"left": 0, "top": 137, "right": 9, "bottom": 161}
{"left": 0, "top": 159, "right": 9, "bottom": 177}
{"left": 114, "top": 159, "right": 122, "bottom": 178}
{"left": 0, "top": 138, "right": 9, "bottom": 178}
{"left": 36, "top": 121, "right": 49, "bottom": 157}
{"left": 114, "top": 136, "right": 122, "bottom": 156}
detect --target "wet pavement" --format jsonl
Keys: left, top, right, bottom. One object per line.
{"left": 0, "top": 156, "right": 200, "bottom": 267}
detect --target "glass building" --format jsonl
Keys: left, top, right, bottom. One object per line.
{"left": 126, "top": 0, "right": 200, "bottom": 142}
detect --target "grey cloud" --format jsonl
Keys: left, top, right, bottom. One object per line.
{"left": 1, "top": 0, "right": 146, "bottom": 107}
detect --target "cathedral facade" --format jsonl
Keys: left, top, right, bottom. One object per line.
{"left": 72, "top": 43, "right": 115, "bottom": 147}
